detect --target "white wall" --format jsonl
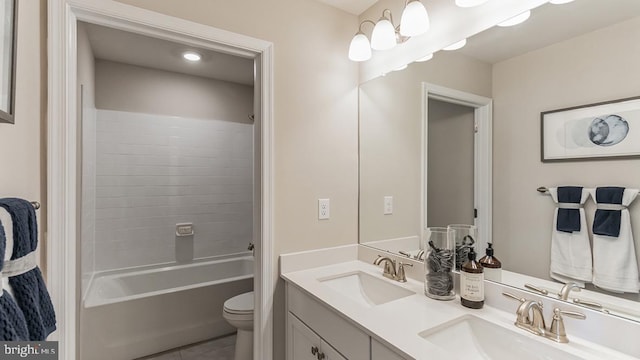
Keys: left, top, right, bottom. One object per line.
{"left": 359, "top": 51, "right": 491, "bottom": 245}
{"left": 78, "top": 22, "right": 97, "bottom": 295}
{"left": 493, "top": 17, "right": 640, "bottom": 288}
{"left": 0, "top": 0, "right": 47, "bottom": 271}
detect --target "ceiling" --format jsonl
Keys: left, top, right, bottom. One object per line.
{"left": 315, "top": 0, "right": 378, "bottom": 15}
{"left": 83, "top": 22, "right": 254, "bottom": 86}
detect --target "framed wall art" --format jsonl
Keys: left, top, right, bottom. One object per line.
{"left": 541, "top": 96, "right": 640, "bottom": 162}
{"left": 0, "top": 0, "right": 17, "bottom": 124}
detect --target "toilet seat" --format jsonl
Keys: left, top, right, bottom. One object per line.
{"left": 224, "top": 291, "right": 254, "bottom": 315}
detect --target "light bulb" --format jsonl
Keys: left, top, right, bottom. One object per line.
{"left": 443, "top": 39, "right": 467, "bottom": 51}
{"left": 371, "top": 17, "right": 397, "bottom": 51}
{"left": 497, "top": 10, "right": 531, "bottom": 27}
{"left": 549, "top": 0, "right": 574, "bottom": 4}
{"left": 348, "top": 33, "right": 372, "bottom": 62}
{"left": 400, "top": 0, "right": 430, "bottom": 37}
{"left": 182, "top": 51, "right": 201, "bottom": 62}
{"left": 455, "top": 0, "right": 489, "bottom": 7}
{"left": 415, "top": 53, "right": 433, "bottom": 62}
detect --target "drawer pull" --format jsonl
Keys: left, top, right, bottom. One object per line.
{"left": 317, "top": 352, "right": 326, "bottom": 360}
{"left": 311, "top": 346, "right": 319, "bottom": 355}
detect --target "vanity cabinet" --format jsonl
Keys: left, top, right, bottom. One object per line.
{"left": 289, "top": 313, "right": 346, "bottom": 360}
{"left": 287, "top": 285, "right": 370, "bottom": 360}
{"left": 287, "top": 284, "right": 410, "bottom": 360}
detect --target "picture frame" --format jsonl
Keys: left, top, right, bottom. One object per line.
{"left": 0, "top": 0, "right": 17, "bottom": 124}
{"left": 541, "top": 96, "right": 640, "bottom": 162}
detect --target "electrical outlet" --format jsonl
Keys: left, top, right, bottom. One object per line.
{"left": 384, "top": 196, "right": 393, "bottom": 215}
{"left": 176, "top": 223, "right": 194, "bottom": 237}
{"left": 318, "top": 199, "right": 330, "bottom": 220}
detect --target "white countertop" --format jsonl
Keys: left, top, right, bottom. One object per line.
{"left": 281, "top": 252, "right": 639, "bottom": 360}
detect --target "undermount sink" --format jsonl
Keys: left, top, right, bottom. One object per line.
{"left": 419, "top": 315, "right": 582, "bottom": 360}
{"left": 318, "top": 271, "right": 415, "bottom": 307}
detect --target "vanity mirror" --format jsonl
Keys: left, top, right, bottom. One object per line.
{"left": 359, "top": 0, "right": 640, "bottom": 322}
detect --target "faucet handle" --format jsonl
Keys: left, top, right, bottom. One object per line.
{"left": 502, "top": 292, "right": 526, "bottom": 303}
{"left": 524, "top": 283, "right": 549, "bottom": 296}
{"left": 546, "top": 308, "right": 586, "bottom": 343}
{"left": 396, "top": 262, "right": 413, "bottom": 283}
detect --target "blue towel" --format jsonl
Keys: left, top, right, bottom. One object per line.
{"left": 0, "top": 198, "right": 56, "bottom": 340}
{"left": 0, "top": 219, "right": 29, "bottom": 340}
{"left": 593, "top": 187, "right": 625, "bottom": 237}
{"left": 556, "top": 186, "right": 582, "bottom": 233}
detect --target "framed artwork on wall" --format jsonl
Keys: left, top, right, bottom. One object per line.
{"left": 0, "top": 0, "right": 17, "bottom": 124}
{"left": 541, "top": 96, "right": 640, "bottom": 162}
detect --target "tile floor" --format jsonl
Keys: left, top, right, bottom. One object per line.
{"left": 138, "top": 334, "right": 236, "bottom": 360}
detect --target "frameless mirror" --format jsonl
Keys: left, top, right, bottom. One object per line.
{"left": 359, "top": 0, "right": 640, "bottom": 322}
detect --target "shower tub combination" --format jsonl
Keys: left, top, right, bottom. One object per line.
{"left": 81, "top": 255, "right": 254, "bottom": 360}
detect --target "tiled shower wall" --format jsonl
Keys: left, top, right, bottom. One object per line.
{"left": 93, "top": 109, "right": 253, "bottom": 271}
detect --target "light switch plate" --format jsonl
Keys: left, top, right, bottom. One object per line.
{"left": 384, "top": 196, "right": 393, "bottom": 215}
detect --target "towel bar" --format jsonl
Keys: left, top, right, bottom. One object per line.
{"left": 30, "top": 201, "right": 40, "bottom": 210}
{"left": 537, "top": 186, "right": 550, "bottom": 194}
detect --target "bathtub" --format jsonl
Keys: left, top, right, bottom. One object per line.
{"left": 80, "top": 255, "right": 254, "bottom": 360}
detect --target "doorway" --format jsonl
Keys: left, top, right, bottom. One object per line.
{"left": 48, "top": 1, "right": 274, "bottom": 359}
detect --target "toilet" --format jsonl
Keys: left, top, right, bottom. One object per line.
{"left": 223, "top": 291, "right": 254, "bottom": 360}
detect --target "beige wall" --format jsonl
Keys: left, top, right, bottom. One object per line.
{"left": 493, "top": 16, "right": 640, "bottom": 282}
{"left": 359, "top": 51, "right": 491, "bottom": 245}
{"left": 0, "top": 0, "right": 47, "bottom": 268}
{"left": 95, "top": 60, "right": 253, "bottom": 122}
{"left": 113, "top": 0, "right": 359, "bottom": 357}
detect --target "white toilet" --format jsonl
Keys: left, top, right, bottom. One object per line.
{"left": 223, "top": 291, "right": 254, "bottom": 360}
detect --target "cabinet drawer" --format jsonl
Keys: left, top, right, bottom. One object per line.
{"left": 288, "top": 285, "right": 370, "bottom": 360}
{"left": 371, "top": 338, "right": 408, "bottom": 360}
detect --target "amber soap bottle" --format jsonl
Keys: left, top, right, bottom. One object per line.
{"left": 479, "top": 243, "right": 502, "bottom": 282}
{"left": 460, "top": 247, "right": 484, "bottom": 309}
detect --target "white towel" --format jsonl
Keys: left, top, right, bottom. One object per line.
{"left": 590, "top": 188, "right": 639, "bottom": 293}
{"left": 0, "top": 208, "right": 15, "bottom": 297}
{"left": 549, "top": 187, "right": 592, "bottom": 286}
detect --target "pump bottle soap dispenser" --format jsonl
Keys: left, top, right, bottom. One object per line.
{"left": 460, "top": 247, "right": 484, "bottom": 309}
{"left": 479, "top": 243, "right": 502, "bottom": 282}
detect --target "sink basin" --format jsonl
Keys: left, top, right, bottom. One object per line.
{"left": 419, "top": 315, "right": 582, "bottom": 360}
{"left": 318, "top": 271, "right": 414, "bottom": 307}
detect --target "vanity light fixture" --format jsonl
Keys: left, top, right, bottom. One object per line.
{"left": 455, "top": 0, "right": 489, "bottom": 8}
{"left": 348, "top": 0, "right": 430, "bottom": 61}
{"left": 415, "top": 53, "right": 434, "bottom": 62}
{"left": 443, "top": 39, "right": 467, "bottom": 51}
{"left": 182, "top": 51, "right": 202, "bottom": 62}
{"left": 549, "top": 0, "right": 575, "bottom": 4}
{"left": 497, "top": 10, "right": 531, "bottom": 27}
{"left": 393, "top": 64, "right": 408, "bottom": 71}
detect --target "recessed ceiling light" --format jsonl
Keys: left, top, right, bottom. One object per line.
{"left": 182, "top": 51, "right": 201, "bottom": 62}
{"left": 443, "top": 39, "right": 467, "bottom": 51}
{"left": 497, "top": 10, "right": 531, "bottom": 27}
{"left": 549, "top": 0, "right": 574, "bottom": 4}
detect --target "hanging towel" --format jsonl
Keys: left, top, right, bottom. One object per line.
{"left": 0, "top": 216, "right": 29, "bottom": 341}
{"left": 593, "top": 187, "right": 625, "bottom": 237}
{"left": 0, "top": 198, "right": 56, "bottom": 340}
{"left": 556, "top": 186, "right": 583, "bottom": 233}
{"left": 589, "top": 188, "right": 640, "bottom": 293}
{"left": 548, "top": 187, "right": 592, "bottom": 286}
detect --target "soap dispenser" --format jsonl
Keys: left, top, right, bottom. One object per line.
{"left": 460, "top": 247, "right": 484, "bottom": 309}
{"left": 479, "top": 243, "right": 502, "bottom": 282}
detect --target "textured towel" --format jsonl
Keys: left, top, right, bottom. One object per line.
{"left": 0, "top": 218, "right": 29, "bottom": 340}
{"left": 589, "top": 188, "right": 640, "bottom": 293}
{"left": 593, "top": 187, "right": 625, "bottom": 237}
{"left": 556, "top": 186, "right": 583, "bottom": 233}
{"left": 0, "top": 198, "right": 56, "bottom": 340}
{"left": 549, "top": 187, "right": 592, "bottom": 285}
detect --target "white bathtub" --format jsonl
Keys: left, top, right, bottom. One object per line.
{"left": 80, "top": 255, "right": 254, "bottom": 360}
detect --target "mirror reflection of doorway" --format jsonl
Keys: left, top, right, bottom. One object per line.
{"left": 426, "top": 99, "right": 475, "bottom": 227}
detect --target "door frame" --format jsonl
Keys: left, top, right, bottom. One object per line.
{"left": 422, "top": 83, "right": 492, "bottom": 255}
{"left": 48, "top": 1, "right": 274, "bottom": 359}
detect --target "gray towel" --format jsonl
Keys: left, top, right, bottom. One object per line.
{"left": 0, "top": 218, "right": 29, "bottom": 340}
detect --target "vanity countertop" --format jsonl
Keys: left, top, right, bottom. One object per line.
{"left": 281, "top": 248, "right": 638, "bottom": 360}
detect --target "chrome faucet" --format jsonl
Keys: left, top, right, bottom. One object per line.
{"left": 373, "top": 256, "right": 397, "bottom": 280}
{"left": 558, "top": 283, "right": 581, "bottom": 300}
